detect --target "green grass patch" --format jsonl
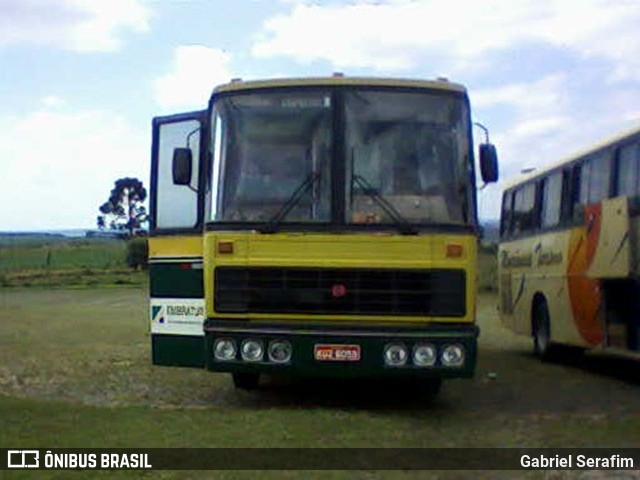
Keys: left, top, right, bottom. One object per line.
{"left": 0, "top": 239, "right": 127, "bottom": 272}
{"left": 0, "top": 235, "right": 141, "bottom": 289}
{"left": 1, "top": 288, "right": 639, "bottom": 478}
{"left": 0, "top": 268, "right": 146, "bottom": 288}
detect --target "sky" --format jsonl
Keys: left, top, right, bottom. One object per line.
{"left": 1, "top": 0, "right": 639, "bottom": 230}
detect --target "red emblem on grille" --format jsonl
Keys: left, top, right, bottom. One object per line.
{"left": 331, "top": 284, "right": 347, "bottom": 298}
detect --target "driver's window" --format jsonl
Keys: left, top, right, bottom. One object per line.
{"left": 156, "top": 120, "right": 200, "bottom": 229}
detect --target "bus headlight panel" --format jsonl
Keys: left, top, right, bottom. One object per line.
{"left": 383, "top": 343, "right": 408, "bottom": 367}
{"left": 268, "top": 340, "right": 292, "bottom": 364}
{"left": 213, "top": 338, "right": 237, "bottom": 361}
{"left": 413, "top": 343, "right": 437, "bottom": 367}
{"left": 241, "top": 339, "right": 264, "bottom": 362}
{"left": 441, "top": 344, "right": 465, "bottom": 367}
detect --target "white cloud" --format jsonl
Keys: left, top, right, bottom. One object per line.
{"left": 472, "top": 74, "right": 566, "bottom": 112}
{"left": 41, "top": 95, "right": 66, "bottom": 108}
{"left": 155, "top": 45, "right": 235, "bottom": 110}
{"left": 511, "top": 116, "right": 569, "bottom": 138}
{"left": 473, "top": 73, "right": 640, "bottom": 219}
{"left": 0, "top": 108, "right": 148, "bottom": 230}
{"left": 0, "top": 0, "right": 152, "bottom": 52}
{"left": 473, "top": 74, "right": 569, "bottom": 153}
{"left": 252, "top": 0, "right": 640, "bottom": 79}
{"left": 474, "top": 74, "right": 637, "bottom": 169}
{"left": 470, "top": 74, "right": 570, "bottom": 218}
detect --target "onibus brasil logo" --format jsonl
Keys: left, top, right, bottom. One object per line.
{"left": 7, "top": 450, "right": 39, "bottom": 468}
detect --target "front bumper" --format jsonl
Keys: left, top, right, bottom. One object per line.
{"left": 204, "top": 319, "right": 478, "bottom": 379}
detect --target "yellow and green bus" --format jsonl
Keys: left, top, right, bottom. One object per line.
{"left": 499, "top": 125, "right": 640, "bottom": 359}
{"left": 149, "top": 76, "right": 498, "bottom": 391}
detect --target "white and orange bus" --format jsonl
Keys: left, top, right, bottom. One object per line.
{"left": 499, "top": 125, "right": 640, "bottom": 359}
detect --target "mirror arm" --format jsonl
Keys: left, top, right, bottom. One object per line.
{"left": 186, "top": 127, "right": 200, "bottom": 147}
{"left": 182, "top": 128, "right": 200, "bottom": 191}
{"left": 474, "top": 122, "right": 490, "bottom": 143}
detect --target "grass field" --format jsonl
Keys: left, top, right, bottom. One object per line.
{"left": 1, "top": 237, "right": 638, "bottom": 478}
{"left": 0, "top": 237, "right": 127, "bottom": 272}
{"left": 1, "top": 287, "right": 640, "bottom": 479}
{"left": 0, "top": 235, "right": 145, "bottom": 288}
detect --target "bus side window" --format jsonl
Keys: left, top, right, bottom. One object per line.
{"left": 535, "top": 178, "right": 545, "bottom": 230}
{"left": 581, "top": 152, "right": 612, "bottom": 205}
{"left": 617, "top": 141, "right": 640, "bottom": 197}
{"left": 589, "top": 151, "right": 612, "bottom": 203}
{"left": 500, "top": 190, "right": 513, "bottom": 238}
{"left": 579, "top": 158, "right": 591, "bottom": 205}
{"left": 510, "top": 190, "right": 518, "bottom": 236}
{"left": 155, "top": 119, "right": 201, "bottom": 229}
{"left": 511, "top": 187, "right": 522, "bottom": 235}
{"left": 512, "top": 183, "right": 536, "bottom": 236}
{"left": 540, "top": 172, "right": 562, "bottom": 229}
{"left": 571, "top": 164, "right": 583, "bottom": 223}
{"left": 559, "top": 169, "right": 573, "bottom": 225}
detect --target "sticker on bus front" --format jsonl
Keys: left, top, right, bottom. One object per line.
{"left": 314, "top": 344, "right": 361, "bottom": 362}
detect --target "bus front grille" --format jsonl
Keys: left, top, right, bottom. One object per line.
{"left": 214, "top": 267, "right": 466, "bottom": 317}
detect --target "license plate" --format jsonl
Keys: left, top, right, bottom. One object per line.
{"left": 314, "top": 344, "right": 361, "bottom": 362}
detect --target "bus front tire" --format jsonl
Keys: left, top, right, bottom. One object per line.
{"left": 533, "top": 299, "right": 554, "bottom": 361}
{"left": 232, "top": 373, "right": 260, "bottom": 390}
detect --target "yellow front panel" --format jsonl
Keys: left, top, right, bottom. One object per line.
{"left": 149, "top": 235, "right": 203, "bottom": 259}
{"left": 204, "top": 232, "right": 476, "bottom": 324}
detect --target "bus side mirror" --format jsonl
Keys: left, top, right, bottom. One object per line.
{"left": 480, "top": 143, "right": 499, "bottom": 183}
{"left": 172, "top": 148, "right": 193, "bottom": 185}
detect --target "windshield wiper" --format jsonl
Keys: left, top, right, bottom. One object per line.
{"left": 352, "top": 175, "right": 417, "bottom": 235}
{"left": 259, "top": 172, "right": 320, "bottom": 234}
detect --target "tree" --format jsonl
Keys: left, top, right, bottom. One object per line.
{"left": 98, "top": 177, "right": 148, "bottom": 236}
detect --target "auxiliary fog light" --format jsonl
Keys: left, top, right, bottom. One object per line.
{"left": 241, "top": 339, "right": 264, "bottom": 362}
{"left": 441, "top": 344, "right": 465, "bottom": 367}
{"left": 383, "top": 343, "right": 408, "bottom": 367}
{"left": 412, "top": 343, "right": 437, "bottom": 367}
{"left": 213, "top": 338, "right": 237, "bottom": 361}
{"left": 268, "top": 340, "right": 293, "bottom": 364}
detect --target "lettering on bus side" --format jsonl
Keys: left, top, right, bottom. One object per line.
{"left": 166, "top": 305, "right": 205, "bottom": 316}
{"left": 501, "top": 251, "right": 533, "bottom": 268}
{"left": 537, "top": 251, "right": 563, "bottom": 266}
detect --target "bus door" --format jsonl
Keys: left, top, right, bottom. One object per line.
{"left": 149, "top": 111, "right": 208, "bottom": 368}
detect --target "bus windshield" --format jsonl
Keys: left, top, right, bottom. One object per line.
{"left": 209, "top": 87, "right": 472, "bottom": 227}
{"left": 345, "top": 90, "right": 470, "bottom": 225}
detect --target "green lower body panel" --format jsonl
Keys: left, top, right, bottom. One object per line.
{"left": 204, "top": 320, "right": 478, "bottom": 379}
{"left": 152, "top": 334, "right": 205, "bottom": 368}
{"left": 149, "top": 263, "right": 203, "bottom": 298}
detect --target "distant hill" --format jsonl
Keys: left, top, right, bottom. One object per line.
{"left": 0, "top": 229, "right": 88, "bottom": 237}
{"left": 0, "top": 232, "right": 64, "bottom": 238}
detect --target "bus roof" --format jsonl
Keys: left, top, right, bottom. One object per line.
{"left": 503, "top": 123, "right": 640, "bottom": 191}
{"left": 212, "top": 76, "right": 467, "bottom": 95}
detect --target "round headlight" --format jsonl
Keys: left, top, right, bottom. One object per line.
{"left": 268, "top": 340, "right": 293, "bottom": 364}
{"left": 383, "top": 343, "right": 408, "bottom": 367}
{"left": 441, "top": 344, "right": 465, "bottom": 367}
{"left": 241, "top": 339, "right": 264, "bottom": 362}
{"left": 213, "top": 338, "right": 237, "bottom": 361}
{"left": 413, "top": 343, "right": 437, "bottom": 367}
